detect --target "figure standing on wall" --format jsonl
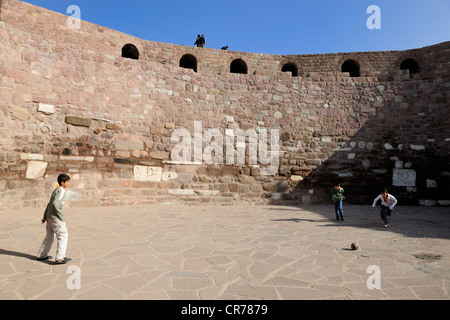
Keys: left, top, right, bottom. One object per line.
{"left": 331, "top": 182, "right": 344, "bottom": 221}
{"left": 200, "top": 34, "right": 206, "bottom": 47}
{"left": 194, "top": 35, "right": 201, "bottom": 47}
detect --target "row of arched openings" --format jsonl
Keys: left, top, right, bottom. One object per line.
{"left": 180, "top": 54, "right": 249, "bottom": 74}
{"left": 121, "top": 44, "right": 421, "bottom": 77}
{"left": 122, "top": 44, "right": 248, "bottom": 74}
{"left": 341, "top": 58, "right": 420, "bottom": 77}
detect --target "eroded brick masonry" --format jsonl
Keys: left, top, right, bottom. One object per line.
{"left": 0, "top": 0, "right": 449, "bottom": 210}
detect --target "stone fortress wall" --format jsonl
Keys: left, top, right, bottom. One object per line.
{"left": 0, "top": 0, "right": 449, "bottom": 210}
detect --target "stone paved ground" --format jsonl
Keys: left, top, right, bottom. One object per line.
{"left": 0, "top": 204, "right": 449, "bottom": 300}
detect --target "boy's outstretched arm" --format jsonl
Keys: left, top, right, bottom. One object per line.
{"left": 372, "top": 194, "right": 381, "bottom": 210}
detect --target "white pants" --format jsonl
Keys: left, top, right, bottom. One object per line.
{"left": 37, "top": 218, "right": 68, "bottom": 261}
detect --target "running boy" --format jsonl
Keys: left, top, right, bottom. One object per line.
{"left": 372, "top": 188, "right": 398, "bottom": 228}
{"left": 36, "top": 174, "right": 72, "bottom": 264}
{"left": 331, "top": 182, "right": 344, "bottom": 221}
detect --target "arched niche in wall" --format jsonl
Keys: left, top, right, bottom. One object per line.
{"left": 400, "top": 58, "right": 420, "bottom": 74}
{"left": 180, "top": 54, "right": 198, "bottom": 72}
{"left": 281, "top": 62, "right": 299, "bottom": 77}
{"left": 341, "top": 59, "right": 360, "bottom": 77}
{"left": 230, "top": 59, "right": 248, "bottom": 74}
{"left": 122, "top": 43, "right": 140, "bottom": 60}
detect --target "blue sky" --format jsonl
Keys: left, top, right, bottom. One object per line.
{"left": 24, "top": 0, "right": 450, "bottom": 55}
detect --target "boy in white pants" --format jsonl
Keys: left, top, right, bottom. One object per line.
{"left": 36, "top": 174, "right": 72, "bottom": 264}
{"left": 372, "top": 188, "right": 398, "bottom": 228}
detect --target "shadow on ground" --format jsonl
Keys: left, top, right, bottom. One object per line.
{"left": 0, "top": 249, "right": 54, "bottom": 265}
{"left": 268, "top": 204, "right": 450, "bottom": 240}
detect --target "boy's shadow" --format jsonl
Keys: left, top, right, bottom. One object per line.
{"left": 0, "top": 249, "right": 53, "bottom": 265}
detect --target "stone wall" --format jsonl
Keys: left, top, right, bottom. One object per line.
{"left": 0, "top": 0, "right": 449, "bottom": 210}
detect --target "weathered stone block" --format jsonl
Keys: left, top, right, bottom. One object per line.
{"left": 10, "top": 108, "right": 30, "bottom": 121}
{"left": 206, "top": 167, "right": 221, "bottom": 177}
{"left": 150, "top": 150, "right": 169, "bottom": 160}
{"left": 224, "top": 116, "right": 234, "bottom": 123}
{"left": 118, "top": 169, "right": 133, "bottom": 179}
{"left": 162, "top": 172, "right": 178, "bottom": 181}
{"left": 263, "top": 183, "right": 277, "bottom": 192}
{"left": 114, "top": 158, "right": 134, "bottom": 164}
{"left": 291, "top": 175, "right": 304, "bottom": 182}
{"left": 213, "top": 184, "right": 229, "bottom": 192}
{"left": 21, "top": 154, "right": 44, "bottom": 161}
{"left": 134, "top": 166, "right": 162, "bottom": 182}
{"left": 392, "top": 169, "right": 416, "bottom": 187}
{"left": 222, "top": 167, "right": 239, "bottom": 176}
{"left": 251, "top": 167, "right": 261, "bottom": 176}
{"left": 177, "top": 173, "right": 193, "bottom": 184}
{"left": 60, "top": 156, "right": 95, "bottom": 162}
{"left": 168, "top": 189, "right": 195, "bottom": 195}
{"left": 38, "top": 123, "right": 52, "bottom": 133}
{"left": 426, "top": 179, "right": 437, "bottom": 188}
{"left": 116, "top": 140, "right": 143, "bottom": 151}
{"left": 26, "top": 161, "right": 48, "bottom": 180}
{"left": 38, "top": 103, "right": 55, "bottom": 114}
{"left": 249, "top": 184, "right": 263, "bottom": 193}
{"left": 280, "top": 132, "right": 291, "bottom": 141}
{"left": 8, "top": 180, "right": 34, "bottom": 189}
{"left": 65, "top": 116, "right": 92, "bottom": 127}
{"left": 195, "top": 190, "right": 220, "bottom": 196}
{"left": 228, "top": 183, "right": 238, "bottom": 192}
{"left": 106, "top": 123, "right": 122, "bottom": 131}
{"left": 237, "top": 175, "right": 254, "bottom": 184}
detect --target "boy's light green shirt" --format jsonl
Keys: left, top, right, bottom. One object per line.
{"left": 42, "top": 187, "right": 66, "bottom": 222}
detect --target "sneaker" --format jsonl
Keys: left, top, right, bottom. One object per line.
{"left": 54, "top": 257, "right": 72, "bottom": 265}
{"left": 37, "top": 256, "right": 52, "bottom": 261}
{"left": 341, "top": 218, "right": 344, "bottom": 221}
{"left": 384, "top": 223, "right": 390, "bottom": 228}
